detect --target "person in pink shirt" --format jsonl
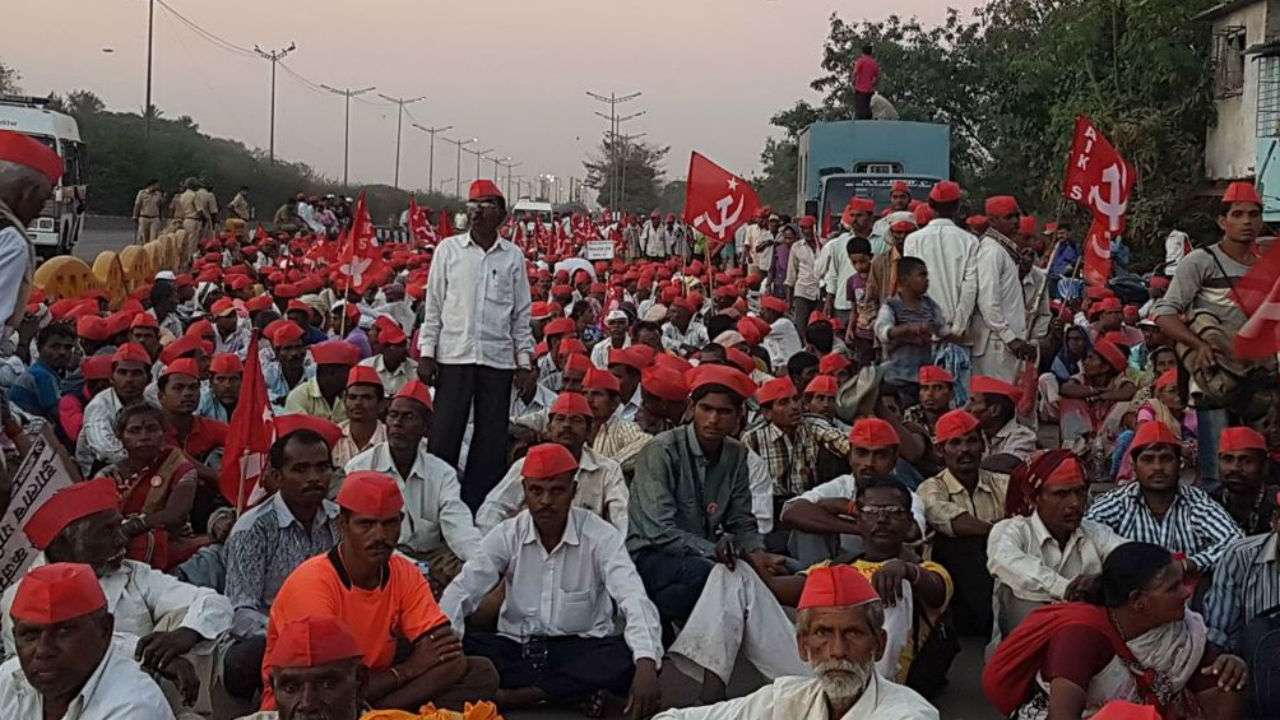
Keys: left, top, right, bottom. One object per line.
{"left": 852, "top": 45, "right": 881, "bottom": 119}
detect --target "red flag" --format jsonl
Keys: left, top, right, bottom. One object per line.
{"left": 336, "top": 193, "right": 387, "bottom": 295}
{"left": 1233, "top": 241, "right": 1280, "bottom": 359}
{"left": 1081, "top": 218, "right": 1114, "bottom": 287}
{"left": 407, "top": 196, "right": 435, "bottom": 245}
{"left": 220, "top": 330, "right": 274, "bottom": 511}
{"left": 437, "top": 209, "right": 454, "bottom": 239}
{"left": 1063, "top": 116, "right": 1137, "bottom": 236}
{"left": 254, "top": 225, "right": 270, "bottom": 245}
{"left": 684, "top": 152, "right": 760, "bottom": 246}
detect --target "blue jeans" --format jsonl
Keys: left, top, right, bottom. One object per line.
{"left": 1196, "top": 407, "right": 1228, "bottom": 492}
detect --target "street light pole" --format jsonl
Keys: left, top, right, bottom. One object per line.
{"left": 441, "top": 137, "right": 476, "bottom": 198}
{"left": 500, "top": 161, "right": 521, "bottom": 199}
{"left": 377, "top": 94, "right": 427, "bottom": 189}
{"left": 439, "top": 177, "right": 454, "bottom": 195}
{"left": 254, "top": 43, "right": 297, "bottom": 163}
{"left": 145, "top": 0, "right": 155, "bottom": 139}
{"left": 586, "top": 90, "right": 641, "bottom": 209}
{"left": 320, "top": 84, "right": 376, "bottom": 188}
{"left": 412, "top": 124, "right": 452, "bottom": 194}
{"left": 465, "top": 147, "right": 494, "bottom": 180}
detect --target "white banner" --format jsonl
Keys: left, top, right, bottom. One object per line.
{"left": 585, "top": 240, "right": 615, "bottom": 260}
{"left": 0, "top": 433, "right": 76, "bottom": 591}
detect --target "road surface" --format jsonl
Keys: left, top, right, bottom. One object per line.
{"left": 74, "top": 214, "right": 138, "bottom": 261}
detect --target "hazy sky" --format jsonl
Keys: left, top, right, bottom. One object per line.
{"left": 8, "top": 0, "right": 982, "bottom": 197}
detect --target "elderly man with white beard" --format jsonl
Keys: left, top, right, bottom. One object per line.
{"left": 652, "top": 565, "right": 938, "bottom": 719}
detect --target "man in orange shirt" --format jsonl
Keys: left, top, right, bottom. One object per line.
{"left": 261, "top": 471, "right": 497, "bottom": 711}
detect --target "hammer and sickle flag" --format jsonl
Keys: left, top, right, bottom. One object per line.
{"left": 1062, "top": 117, "right": 1137, "bottom": 287}
{"left": 684, "top": 152, "right": 760, "bottom": 256}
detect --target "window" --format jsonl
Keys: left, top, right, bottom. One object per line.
{"left": 1258, "top": 54, "right": 1280, "bottom": 137}
{"left": 1215, "top": 25, "right": 1248, "bottom": 98}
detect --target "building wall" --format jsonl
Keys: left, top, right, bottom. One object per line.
{"left": 1206, "top": 1, "right": 1269, "bottom": 180}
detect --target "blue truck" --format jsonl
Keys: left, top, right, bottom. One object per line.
{"left": 795, "top": 119, "right": 951, "bottom": 227}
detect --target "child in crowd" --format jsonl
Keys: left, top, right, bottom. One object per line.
{"left": 874, "top": 256, "right": 950, "bottom": 409}
{"left": 843, "top": 236, "right": 877, "bottom": 366}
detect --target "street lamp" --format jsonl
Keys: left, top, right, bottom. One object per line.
{"left": 441, "top": 137, "right": 477, "bottom": 198}
{"left": 412, "top": 123, "right": 452, "bottom": 195}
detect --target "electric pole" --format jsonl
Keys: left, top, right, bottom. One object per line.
{"left": 500, "top": 160, "right": 521, "bottom": 199}
{"left": 586, "top": 90, "right": 642, "bottom": 209}
{"left": 439, "top": 177, "right": 454, "bottom": 195}
{"left": 441, "top": 137, "right": 476, "bottom": 198}
{"left": 145, "top": 0, "right": 155, "bottom": 138}
{"left": 320, "top": 84, "right": 376, "bottom": 188}
{"left": 254, "top": 42, "right": 297, "bottom": 163}
{"left": 465, "top": 147, "right": 495, "bottom": 181}
{"left": 377, "top": 94, "right": 426, "bottom": 189}
{"left": 412, "top": 123, "right": 452, "bottom": 194}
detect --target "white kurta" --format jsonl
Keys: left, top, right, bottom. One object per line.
{"left": 902, "top": 219, "right": 978, "bottom": 337}
{"left": 0, "top": 639, "right": 174, "bottom": 719}
{"left": 475, "top": 446, "right": 627, "bottom": 535}
{"left": 969, "top": 232, "right": 1028, "bottom": 383}
{"left": 652, "top": 673, "right": 938, "bottom": 719}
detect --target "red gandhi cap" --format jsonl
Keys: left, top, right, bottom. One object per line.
{"left": 310, "top": 340, "right": 360, "bottom": 367}
{"left": 130, "top": 313, "right": 159, "bottom": 330}
{"left": 530, "top": 302, "right": 555, "bottom": 321}
{"left": 346, "top": 365, "right": 383, "bottom": 389}
{"left": 112, "top": 342, "right": 151, "bottom": 367}
{"left": 76, "top": 316, "right": 109, "bottom": 342}
{"left": 1129, "top": 421, "right": 1182, "bottom": 456}
{"left": 819, "top": 353, "right": 852, "bottom": 375}
{"left": 268, "top": 321, "right": 305, "bottom": 348}
{"left": 582, "top": 367, "right": 620, "bottom": 394}
{"left": 469, "top": 179, "right": 504, "bottom": 201}
{"left": 161, "top": 358, "right": 200, "bottom": 380}
{"left": 1223, "top": 181, "right": 1263, "bottom": 206}
{"left": 1092, "top": 296, "right": 1123, "bottom": 314}
{"left": 377, "top": 322, "right": 408, "bottom": 346}
{"left": 10, "top": 564, "right": 106, "bottom": 625}
{"left": 557, "top": 338, "right": 588, "bottom": 358}
{"left": 268, "top": 616, "right": 363, "bottom": 670}
{"left": 929, "top": 180, "right": 962, "bottom": 203}
{"left": 273, "top": 414, "right": 343, "bottom": 447}
{"left": 82, "top": 355, "right": 113, "bottom": 381}
{"left": 550, "top": 391, "right": 592, "bottom": 418}
{"left": 641, "top": 366, "right": 689, "bottom": 402}
{"left": 23, "top": 478, "right": 120, "bottom": 550}
{"left": 1091, "top": 701, "right": 1161, "bottom": 720}
{"left": 918, "top": 365, "right": 954, "bottom": 385}
{"left": 608, "top": 347, "right": 646, "bottom": 371}
{"left": 971, "top": 375, "right": 1023, "bottom": 402}
{"left": 1092, "top": 339, "right": 1128, "bottom": 372}
{"left": 654, "top": 353, "right": 693, "bottom": 375}
{"left": 804, "top": 375, "right": 839, "bottom": 397}
{"left": 0, "top": 129, "right": 64, "bottom": 183}
{"left": 211, "top": 298, "right": 237, "bottom": 317}
{"left": 543, "top": 317, "right": 576, "bottom": 337}
{"left": 849, "top": 418, "right": 900, "bottom": 448}
{"left": 159, "top": 335, "right": 209, "bottom": 364}
{"left": 934, "top": 408, "right": 982, "bottom": 443}
{"left": 736, "top": 318, "right": 764, "bottom": 346}
{"left": 1018, "top": 216, "right": 1038, "bottom": 236}
{"left": 726, "top": 347, "right": 756, "bottom": 374}
{"left": 761, "top": 295, "right": 788, "bottom": 314}
{"left": 336, "top": 471, "right": 404, "bottom": 518}
{"left": 848, "top": 197, "right": 876, "bottom": 214}
{"left": 890, "top": 180, "right": 909, "bottom": 194}
{"left": 797, "top": 564, "right": 879, "bottom": 610}
{"left": 522, "top": 443, "right": 579, "bottom": 480}
{"left": 756, "top": 376, "right": 797, "bottom": 405}
{"left": 1220, "top": 426, "right": 1267, "bottom": 453}
{"left": 687, "top": 364, "right": 756, "bottom": 400}
{"left": 984, "top": 196, "right": 1019, "bottom": 217}
{"left": 394, "top": 379, "right": 434, "bottom": 412}
{"left": 1044, "top": 456, "right": 1086, "bottom": 488}
{"left": 210, "top": 353, "right": 243, "bottom": 375}
{"left": 245, "top": 295, "right": 274, "bottom": 313}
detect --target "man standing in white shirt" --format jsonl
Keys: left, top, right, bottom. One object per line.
{"left": 0, "top": 131, "right": 60, "bottom": 341}
{"left": 970, "top": 197, "right": 1038, "bottom": 383}
{"left": 641, "top": 211, "right": 667, "bottom": 260}
{"left": 785, "top": 217, "right": 822, "bottom": 338}
{"left": 442, "top": 443, "right": 662, "bottom": 718}
{"left": 419, "top": 180, "right": 535, "bottom": 510}
{"left": 819, "top": 198, "right": 875, "bottom": 325}
{"left": 869, "top": 181, "right": 914, "bottom": 254}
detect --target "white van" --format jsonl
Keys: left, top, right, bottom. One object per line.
{"left": 0, "top": 96, "right": 86, "bottom": 257}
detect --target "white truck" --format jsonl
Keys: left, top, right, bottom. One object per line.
{"left": 0, "top": 95, "right": 86, "bottom": 258}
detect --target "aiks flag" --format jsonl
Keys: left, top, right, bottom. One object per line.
{"left": 1062, "top": 117, "right": 1137, "bottom": 286}
{"left": 1233, "top": 239, "right": 1280, "bottom": 359}
{"left": 335, "top": 192, "right": 387, "bottom": 295}
{"left": 407, "top": 196, "right": 436, "bottom": 245}
{"left": 684, "top": 152, "right": 760, "bottom": 256}
{"left": 220, "top": 330, "right": 274, "bottom": 512}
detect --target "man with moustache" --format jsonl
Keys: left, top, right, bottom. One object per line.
{"left": 1210, "top": 426, "right": 1280, "bottom": 535}
{"left": 235, "top": 616, "right": 367, "bottom": 720}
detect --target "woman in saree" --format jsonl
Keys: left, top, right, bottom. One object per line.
{"left": 1058, "top": 338, "right": 1136, "bottom": 445}
{"left": 1037, "top": 324, "right": 1090, "bottom": 424}
{"left": 984, "top": 542, "right": 1247, "bottom": 719}
{"left": 94, "top": 402, "right": 200, "bottom": 570}
{"left": 1114, "top": 369, "right": 1198, "bottom": 484}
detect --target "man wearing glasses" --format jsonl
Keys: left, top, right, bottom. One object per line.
{"left": 419, "top": 180, "right": 535, "bottom": 510}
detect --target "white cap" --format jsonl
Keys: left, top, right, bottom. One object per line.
{"left": 155, "top": 271, "right": 176, "bottom": 282}
{"left": 606, "top": 310, "right": 628, "bottom": 323}
{"left": 642, "top": 304, "right": 668, "bottom": 323}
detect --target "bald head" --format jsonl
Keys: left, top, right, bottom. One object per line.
{"left": 0, "top": 161, "right": 54, "bottom": 227}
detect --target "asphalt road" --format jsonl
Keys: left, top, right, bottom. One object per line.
{"left": 74, "top": 214, "right": 138, "bottom": 261}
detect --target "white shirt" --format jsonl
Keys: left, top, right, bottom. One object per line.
{"left": 762, "top": 317, "right": 803, "bottom": 369}
{"left": 1, "top": 556, "right": 232, "bottom": 661}
{"left": 745, "top": 448, "right": 775, "bottom": 534}
{"left": 1165, "top": 229, "right": 1190, "bottom": 273}
{"left": 440, "top": 508, "right": 663, "bottom": 664}
{"left": 987, "top": 513, "right": 1127, "bottom": 602}
{"left": 418, "top": 232, "right": 534, "bottom": 370}
{"left": 0, "top": 227, "right": 31, "bottom": 331}
{"left": 819, "top": 235, "right": 858, "bottom": 311}
{"left": 902, "top": 218, "right": 979, "bottom": 336}
{"left": 970, "top": 232, "right": 1028, "bottom": 355}
{"left": 785, "top": 241, "right": 821, "bottom": 301}
{"left": 788, "top": 474, "right": 927, "bottom": 535}
{"left": 641, "top": 222, "right": 667, "bottom": 257}
{"left": 344, "top": 440, "right": 483, "bottom": 560}
{"left": 510, "top": 383, "right": 558, "bottom": 418}
{"left": 358, "top": 353, "right": 418, "bottom": 396}
{"left": 0, "top": 639, "right": 174, "bottom": 720}
{"left": 652, "top": 673, "right": 938, "bottom": 720}
{"left": 76, "top": 388, "right": 127, "bottom": 476}
{"left": 476, "top": 446, "right": 628, "bottom": 535}
{"left": 590, "top": 336, "right": 629, "bottom": 370}
{"left": 661, "top": 321, "right": 709, "bottom": 353}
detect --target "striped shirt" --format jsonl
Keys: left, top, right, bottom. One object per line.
{"left": 1084, "top": 482, "right": 1243, "bottom": 572}
{"left": 1203, "top": 532, "right": 1280, "bottom": 651}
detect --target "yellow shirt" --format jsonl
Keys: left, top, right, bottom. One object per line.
{"left": 917, "top": 468, "right": 1009, "bottom": 536}
{"left": 283, "top": 377, "right": 348, "bottom": 423}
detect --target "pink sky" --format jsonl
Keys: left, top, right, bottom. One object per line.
{"left": 7, "top": 0, "right": 983, "bottom": 198}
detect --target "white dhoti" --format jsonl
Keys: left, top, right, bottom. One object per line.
{"left": 970, "top": 339, "right": 1021, "bottom": 383}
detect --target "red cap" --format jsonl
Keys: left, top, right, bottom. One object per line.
{"left": 522, "top": 443, "right": 579, "bottom": 480}
{"left": 725, "top": 347, "right": 756, "bottom": 374}
{"left": 798, "top": 215, "right": 816, "bottom": 229}
{"left": 918, "top": 365, "right": 954, "bottom": 385}
{"left": 1044, "top": 456, "right": 1086, "bottom": 488}
{"left": 1223, "top": 181, "right": 1263, "bottom": 206}
{"left": 1122, "top": 305, "right": 1139, "bottom": 322}
{"left": 797, "top": 564, "right": 879, "bottom": 610}
{"left": 310, "top": 340, "right": 360, "bottom": 367}
{"left": 394, "top": 379, "right": 434, "bottom": 412}
{"left": 971, "top": 375, "right": 1022, "bottom": 402}
{"left": 286, "top": 299, "right": 310, "bottom": 313}
{"left": 607, "top": 347, "right": 646, "bottom": 371}
{"left": 10, "top": 563, "right": 106, "bottom": 625}
{"left": 268, "top": 321, "right": 305, "bottom": 348}
{"left": 268, "top": 616, "right": 363, "bottom": 670}
{"left": 804, "top": 375, "right": 839, "bottom": 397}
{"left": 1018, "top": 215, "right": 1038, "bottom": 236}
{"left": 641, "top": 366, "right": 688, "bottom": 402}
{"left": 557, "top": 338, "right": 588, "bottom": 358}
{"left": 687, "top": 364, "right": 756, "bottom": 400}
{"left": 848, "top": 197, "right": 876, "bottom": 214}
{"left": 914, "top": 204, "right": 936, "bottom": 225}
{"left": 755, "top": 376, "right": 797, "bottom": 405}
{"left": 1092, "top": 339, "right": 1128, "bottom": 372}
{"left": 929, "top": 180, "right": 962, "bottom": 203}
{"left": 1129, "top": 421, "right": 1182, "bottom": 456}
{"left": 469, "top": 179, "right": 504, "bottom": 201}
{"left": 0, "top": 129, "right": 64, "bottom": 183}
{"left": 336, "top": 471, "right": 404, "bottom": 518}
{"left": 76, "top": 316, "right": 110, "bottom": 342}
{"left": 1150, "top": 275, "right": 1170, "bottom": 290}
{"left": 819, "top": 353, "right": 852, "bottom": 375}
{"left": 245, "top": 295, "right": 274, "bottom": 313}
{"left": 1091, "top": 296, "right": 1122, "bottom": 315}
{"left": 112, "top": 342, "right": 151, "bottom": 367}
{"left": 1153, "top": 368, "right": 1178, "bottom": 390}
{"left": 984, "top": 196, "right": 1019, "bottom": 217}
{"left": 273, "top": 414, "right": 343, "bottom": 447}
{"left": 582, "top": 367, "right": 621, "bottom": 394}
{"left": 82, "top": 355, "right": 114, "bottom": 381}
{"left": 130, "top": 313, "right": 159, "bottom": 330}
{"left": 346, "top": 365, "right": 383, "bottom": 389}
{"left": 890, "top": 180, "right": 909, "bottom": 194}
{"left": 161, "top": 358, "right": 201, "bottom": 380}
{"left": 211, "top": 298, "right": 237, "bottom": 317}
{"left": 550, "top": 391, "right": 592, "bottom": 417}
{"left": 543, "top": 317, "right": 576, "bottom": 337}
{"left": 210, "top": 353, "right": 243, "bottom": 375}
{"left": 761, "top": 295, "right": 788, "bottom": 314}
{"left": 850, "top": 418, "right": 900, "bottom": 448}
{"left": 934, "top": 409, "right": 982, "bottom": 443}
{"left": 23, "top": 478, "right": 120, "bottom": 550}
{"left": 1220, "top": 426, "right": 1267, "bottom": 453}
{"left": 1090, "top": 701, "right": 1161, "bottom": 720}
{"left": 159, "top": 335, "right": 207, "bottom": 364}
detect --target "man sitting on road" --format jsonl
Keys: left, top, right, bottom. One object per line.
{"left": 234, "top": 616, "right": 367, "bottom": 720}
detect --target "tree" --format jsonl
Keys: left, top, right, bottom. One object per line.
{"left": 582, "top": 135, "right": 670, "bottom": 213}
{"left": 65, "top": 90, "right": 105, "bottom": 118}
{"left": 655, "top": 180, "right": 687, "bottom": 215}
{"left": 0, "top": 61, "right": 19, "bottom": 95}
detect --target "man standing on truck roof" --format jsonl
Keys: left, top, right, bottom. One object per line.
{"left": 852, "top": 45, "right": 880, "bottom": 120}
